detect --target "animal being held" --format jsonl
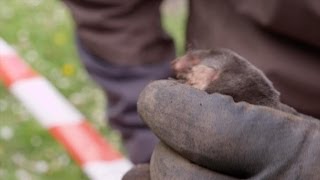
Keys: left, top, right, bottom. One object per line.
{"left": 171, "top": 49, "right": 296, "bottom": 114}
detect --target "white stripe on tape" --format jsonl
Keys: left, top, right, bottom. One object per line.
{"left": 83, "top": 159, "right": 132, "bottom": 180}
{"left": 0, "top": 38, "right": 15, "bottom": 54}
{"left": 10, "top": 77, "right": 84, "bottom": 127}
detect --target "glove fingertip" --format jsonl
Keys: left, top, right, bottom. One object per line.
{"left": 122, "top": 164, "right": 151, "bottom": 180}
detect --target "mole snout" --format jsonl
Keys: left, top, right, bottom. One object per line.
{"left": 171, "top": 49, "right": 297, "bottom": 115}
{"left": 172, "top": 53, "right": 201, "bottom": 76}
{"left": 185, "top": 65, "right": 219, "bottom": 90}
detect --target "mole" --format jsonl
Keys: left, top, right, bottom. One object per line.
{"left": 171, "top": 49, "right": 296, "bottom": 114}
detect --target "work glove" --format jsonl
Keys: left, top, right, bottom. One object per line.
{"left": 125, "top": 80, "right": 320, "bottom": 180}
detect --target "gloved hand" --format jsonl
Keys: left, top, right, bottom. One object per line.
{"left": 125, "top": 80, "right": 320, "bottom": 179}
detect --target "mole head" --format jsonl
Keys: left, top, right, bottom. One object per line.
{"left": 172, "top": 49, "right": 227, "bottom": 90}
{"left": 173, "top": 49, "right": 281, "bottom": 107}
{"left": 171, "top": 51, "right": 201, "bottom": 76}
{"left": 172, "top": 49, "right": 236, "bottom": 70}
{"left": 172, "top": 49, "right": 248, "bottom": 91}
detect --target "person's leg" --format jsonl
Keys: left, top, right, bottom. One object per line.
{"left": 187, "top": 0, "right": 320, "bottom": 118}
{"left": 77, "top": 42, "right": 172, "bottom": 163}
{"left": 62, "top": 0, "right": 175, "bottom": 164}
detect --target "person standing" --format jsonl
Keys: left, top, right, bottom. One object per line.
{"left": 62, "top": 0, "right": 320, "bottom": 164}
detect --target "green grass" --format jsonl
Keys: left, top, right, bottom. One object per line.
{"left": 0, "top": 0, "right": 186, "bottom": 179}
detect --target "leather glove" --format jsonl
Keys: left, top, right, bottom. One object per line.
{"left": 131, "top": 79, "right": 320, "bottom": 180}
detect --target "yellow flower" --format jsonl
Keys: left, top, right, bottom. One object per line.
{"left": 53, "top": 32, "right": 67, "bottom": 46}
{"left": 62, "top": 63, "right": 75, "bottom": 77}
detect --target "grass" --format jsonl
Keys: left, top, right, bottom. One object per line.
{"left": 0, "top": 0, "right": 186, "bottom": 179}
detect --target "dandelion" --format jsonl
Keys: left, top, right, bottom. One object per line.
{"left": 57, "top": 78, "right": 71, "bottom": 90}
{"left": 25, "top": 50, "right": 39, "bottom": 63}
{"left": 69, "top": 92, "right": 86, "bottom": 106}
{"left": 33, "top": 160, "right": 49, "bottom": 174}
{"left": 15, "top": 169, "right": 32, "bottom": 180}
{"left": 50, "top": 69, "right": 61, "bottom": 79}
{"left": 53, "top": 32, "right": 67, "bottom": 47}
{"left": 12, "top": 153, "right": 26, "bottom": 166}
{"left": 57, "top": 154, "right": 70, "bottom": 167}
{"left": 0, "top": 126, "right": 14, "bottom": 141}
{"left": 62, "top": 63, "right": 76, "bottom": 77}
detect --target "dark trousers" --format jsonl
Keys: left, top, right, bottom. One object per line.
{"left": 63, "top": 0, "right": 320, "bottom": 164}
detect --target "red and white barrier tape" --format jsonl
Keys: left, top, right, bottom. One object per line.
{"left": 0, "top": 38, "right": 132, "bottom": 180}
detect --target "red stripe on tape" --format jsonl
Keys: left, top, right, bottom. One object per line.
{"left": 0, "top": 54, "right": 37, "bottom": 86}
{"left": 49, "top": 121, "right": 122, "bottom": 165}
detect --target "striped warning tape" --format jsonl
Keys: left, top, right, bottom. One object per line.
{"left": 0, "top": 38, "right": 132, "bottom": 180}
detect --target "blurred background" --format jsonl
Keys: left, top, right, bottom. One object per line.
{"left": 0, "top": 0, "right": 186, "bottom": 179}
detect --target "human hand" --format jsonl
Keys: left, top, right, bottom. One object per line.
{"left": 134, "top": 80, "right": 320, "bottom": 179}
